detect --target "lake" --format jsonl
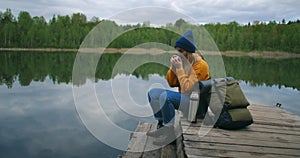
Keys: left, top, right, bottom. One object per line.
{"left": 0, "top": 51, "right": 299, "bottom": 157}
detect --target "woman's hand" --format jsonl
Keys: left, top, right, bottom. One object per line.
{"left": 170, "top": 55, "right": 183, "bottom": 69}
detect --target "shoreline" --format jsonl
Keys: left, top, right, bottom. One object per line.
{"left": 0, "top": 47, "right": 299, "bottom": 58}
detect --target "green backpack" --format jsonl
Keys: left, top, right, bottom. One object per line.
{"left": 199, "top": 77, "right": 253, "bottom": 130}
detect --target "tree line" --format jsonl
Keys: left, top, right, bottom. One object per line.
{"left": 0, "top": 8, "right": 299, "bottom": 53}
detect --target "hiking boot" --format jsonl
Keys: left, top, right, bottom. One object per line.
{"left": 146, "top": 125, "right": 174, "bottom": 137}
{"left": 152, "top": 129, "right": 177, "bottom": 146}
{"left": 146, "top": 127, "right": 164, "bottom": 137}
{"left": 157, "top": 120, "right": 163, "bottom": 129}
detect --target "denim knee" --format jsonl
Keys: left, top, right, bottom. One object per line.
{"left": 148, "top": 88, "right": 164, "bottom": 102}
{"left": 158, "top": 91, "right": 175, "bottom": 125}
{"left": 158, "top": 91, "right": 168, "bottom": 107}
{"left": 148, "top": 88, "right": 165, "bottom": 120}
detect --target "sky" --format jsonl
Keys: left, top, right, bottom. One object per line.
{"left": 1, "top": 0, "right": 300, "bottom": 24}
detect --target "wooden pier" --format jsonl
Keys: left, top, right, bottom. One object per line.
{"left": 120, "top": 104, "right": 300, "bottom": 158}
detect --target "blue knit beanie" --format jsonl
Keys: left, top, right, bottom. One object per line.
{"left": 175, "top": 30, "right": 196, "bottom": 53}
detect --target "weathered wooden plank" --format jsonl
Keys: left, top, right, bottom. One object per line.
{"left": 127, "top": 123, "right": 151, "bottom": 152}
{"left": 180, "top": 104, "right": 300, "bottom": 158}
{"left": 160, "top": 144, "right": 177, "bottom": 158}
{"left": 248, "top": 104, "right": 290, "bottom": 112}
{"left": 250, "top": 105, "right": 299, "bottom": 118}
{"left": 183, "top": 134, "right": 300, "bottom": 149}
{"left": 142, "top": 123, "right": 161, "bottom": 158}
{"left": 181, "top": 121, "right": 286, "bottom": 135}
{"left": 181, "top": 104, "right": 300, "bottom": 132}
{"left": 186, "top": 154, "right": 217, "bottom": 158}
{"left": 253, "top": 119, "right": 300, "bottom": 128}
{"left": 249, "top": 106, "right": 300, "bottom": 120}
{"left": 182, "top": 123, "right": 300, "bottom": 137}
{"left": 122, "top": 122, "right": 151, "bottom": 158}
{"left": 182, "top": 126, "right": 300, "bottom": 143}
{"left": 122, "top": 104, "right": 300, "bottom": 158}
{"left": 251, "top": 109, "right": 300, "bottom": 120}
{"left": 183, "top": 141, "right": 300, "bottom": 156}
{"left": 185, "top": 148, "right": 297, "bottom": 158}
{"left": 252, "top": 112, "right": 300, "bottom": 125}
{"left": 176, "top": 134, "right": 186, "bottom": 158}
{"left": 181, "top": 122, "right": 300, "bottom": 136}
{"left": 159, "top": 111, "right": 182, "bottom": 158}
{"left": 250, "top": 123, "right": 300, "bottom": 133}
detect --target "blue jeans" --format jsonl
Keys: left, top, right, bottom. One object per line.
{"left": 148, "top": 88, "right": 190, "bottom": 126}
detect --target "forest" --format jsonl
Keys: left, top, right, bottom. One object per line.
{"left": 0, "top": 8, "right": 299, "bottom": 53}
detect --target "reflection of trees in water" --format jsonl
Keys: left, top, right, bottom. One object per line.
{"left": 0, "top": 52, "right": 299, "bottom": 90}
{"left": 223, "top": 56, "right": 300, "bottom": 90}
{"left": 0, "top": 51, "right": 76, "bottom": 88}
{"left": 0, "top": 52, "right": 170, "bottom": 87}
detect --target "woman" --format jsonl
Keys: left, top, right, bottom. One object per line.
{"left": 147, "top": 30, "right": 210, "bottom": 145}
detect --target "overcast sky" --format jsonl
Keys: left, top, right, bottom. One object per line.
{"left": 1, "top": 0, "right": 299, "bottom": 24}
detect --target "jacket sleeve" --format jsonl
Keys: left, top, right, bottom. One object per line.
{"left": 193, "top": 60, "right": 210, "bottom": 81}
{"left": 176, "top": 60, "right": 210, "bottom": 95}
{"left": 175, "top": 68, "right": 198, "bottom": 95}
{"left": 166, "top": 68, "right": 179, "bottom": 87}
{"left": 166, "top": 58, "right": 210, "bottom": 95}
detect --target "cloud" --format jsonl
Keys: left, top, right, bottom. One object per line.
{"left": 169, "top": 0, "right": 300, "bottom": 23}
{"left": 0, "top": 0, "right": 299, "bottom": 23}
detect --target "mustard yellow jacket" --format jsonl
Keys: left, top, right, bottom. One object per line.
{"left": 166, "top": 54, "right": 210, "bottom": 96}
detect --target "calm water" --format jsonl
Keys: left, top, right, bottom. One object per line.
{"left": 0, "top": 51, "right": 299, "bottom": 157}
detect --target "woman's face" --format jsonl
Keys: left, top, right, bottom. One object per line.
{"left": 176, "top": 47, "right": 188, "bottom": 58}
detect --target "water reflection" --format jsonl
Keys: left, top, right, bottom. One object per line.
{"left": 1, "top": 52, "right": 299, "bottom": 90}
{"left": 240, "top": 81, "right": 300, "bottom": 115}
{"left": 0, "top": 77, "right": 124, "bottom": 158}
{"left": 0, "top": 51, "right": 299, "bottom": 157}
